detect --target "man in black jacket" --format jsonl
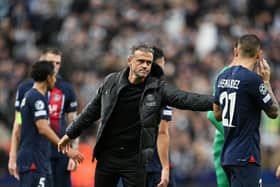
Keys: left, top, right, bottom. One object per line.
{"left": 58, "top": 44, "right": 213, "bottom": 187}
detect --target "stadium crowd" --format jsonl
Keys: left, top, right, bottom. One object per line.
{"left": 0, "top": 0, "right": 280, "bottom": 186}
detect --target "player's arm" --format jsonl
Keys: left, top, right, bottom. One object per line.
{"left": 8, "top": 111, "right": 21, "bottom": 179}
{"left": 263, "top": 82, "right": 279, "bottom": 118}
{"left": 256, "top": 59, "right": 279, "bottom": 118}
{"left": 275, "top": 165, "right": 280, "bottom": 179}
{"left": 66, "top": 112, "right": 79, "bottom": 149}
{"left": 207, "top": 111, "right": 223, "bottom": 133}
{"left": 213, "top": 103, "right": 222, "bottom": 121}
{"left": 157, "top": 119, "right": 170, "bottom": 187}
{"left": 66, "top": 111, "right": 80, "bottom": 171}
{"left": 35, "top": 119, "right": 83, "bottom": 163}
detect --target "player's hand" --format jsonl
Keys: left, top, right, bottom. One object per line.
{"left": 8, "top": 155, "right": 19, "bottom": 180}
{"left": 276, "top": 165, "right": 280, "bottom": 179}
{"left": 157, "top": 167, "right": 169, "bottom": 187}
{"left": 66, "top": 148, "right": 84, "bottom": 164}
{"left": 67, "top": 158, "right": 78, "bottom": 171}
{"left": 58, "top": 134, "right": 71, "bottom": 154}
{"left": 256, "top": 58, "right": 271, "bottom": 83}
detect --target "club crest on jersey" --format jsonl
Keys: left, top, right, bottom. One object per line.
{"left": 52, "top": 94, "right": 61, "bottom": 101}
{"left": 35, "top": 100, "right": 45, "bottom": 110}
{"left": 145, "top": 94, "right": 156, "bottom": 107}
{"left": 259, "top": 83, "right": 267, "bottom": 95}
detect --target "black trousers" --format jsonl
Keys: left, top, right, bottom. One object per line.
{"left": 95, "top": 153, "right": 146, "bottom": 187}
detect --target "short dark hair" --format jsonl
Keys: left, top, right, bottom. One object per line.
{"left": 152, "top": 46, "right": 164, "bottom": 61}
{"left": 237, "top": 34, "right": 261, "bottom": 58}
{"left": 41, "top": 47, "right": 62, "bottom": 56}
{"left": 128, "top": 43, "right": 154, "bottom": 58}
{"left": 31, "top": 60, "right": 55, "bottom": 82}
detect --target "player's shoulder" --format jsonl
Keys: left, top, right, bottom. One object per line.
{"left": 18, "top": 79, "right": 34, "bottom": 90}
{"left": 241, "top": 68, "right": 261, "bottom": 83}
{"left": 25, "top": 88, "right": 42, "bottom": 99}
{"left": 55, "top": 76, "right": 74, "bottom": 90}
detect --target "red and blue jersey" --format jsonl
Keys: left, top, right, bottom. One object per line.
{"left": 214, "top": 66, "right": 273, "bottom": 166}
{"left": 146, "top": 106, "right": 172, "bottom": 172}
{"left": 15, "top": 77, "right": 77, "bottom": 157}
{"left": 17, "top": 88, "right": 51, "bottom": 174}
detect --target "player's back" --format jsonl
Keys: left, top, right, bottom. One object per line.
{"left": 17, "top": 88, "right": 51, "bottom": 174}
{"left": 215, "top": 65, "right": 273, "bottom": 166}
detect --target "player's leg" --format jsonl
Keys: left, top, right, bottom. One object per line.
{"left": 51, "top": 157, "right": 71, "bottom": 187}
{"left": 145, "top": 169, "right": 176, "bottom": 187}
{"left": 213, "top": 134, "right": 230, "bottom": 187}
{"left": 226, "top": 164, "right": 261, "bottom": 187}
{"left": 19, "top": 171, "right": 53, "bottom": 187}
{"left": 146, "top": 172, "right": 160, "bottom": 187}
{"left": 168, "top": 168, "right": 177, "bottom": 187}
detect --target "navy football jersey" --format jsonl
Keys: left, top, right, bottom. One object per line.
{"left": 214, "top": 65, "right": 273, "bottom": 166}
{"left": 15, "top": 77, "right": 77, "bottom": 157}
{"left": 17, "top": 88, "right": 51, "bottom": 174}
{"left": 147, "top": 106, "right": 172, "bottom": 172}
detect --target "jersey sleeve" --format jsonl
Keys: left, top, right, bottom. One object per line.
{"left": 250, "top": 76, "right": 273, "bottom": 110}
{"left": 64, "top": 85, "right": 78, "bottom": 113}
{"left": 31, "top": 96, "right": 49, "bottom": 121}
{"left": 161, "top": 106, "right": 172, "bottom": 121}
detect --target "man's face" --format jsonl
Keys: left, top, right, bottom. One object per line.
{"left": 128, "top": 50, "right": 153, "bottom": 81}
{"left": 39, "top": 53, "right": 61, "bottom": 76}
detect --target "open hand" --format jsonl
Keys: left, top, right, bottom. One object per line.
{"left": 157, "top": 168, "right": 169, "bottom": 187}
{"left": 8, "top": 156, "right": 19, "bottom": 180}
{"left": 255, "top": 58, "right": 271, "bottom": 83}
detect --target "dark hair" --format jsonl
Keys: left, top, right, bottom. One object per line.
{"left": 152, "top": 46, "right": 164, "bottom": 61}
{"left": 237, "top": 34, "right": 261, "bottom": 58}
{"left": 41, "top": 47, "right": 62, "bottom": 56}
{"left": 31, "top": 60, "right": 55, "bottom": 82}
{"left": 128, "top": 43, "right": 154, "bottom": 58}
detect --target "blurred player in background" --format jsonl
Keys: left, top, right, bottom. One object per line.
{"left": 8, "top": 48, "right": 79, "bottom": 187}
{"left": 146, "top": 46, "right": 176, "bottom": 187}
{"left": 213, "top": 34, "right": 279, "bottom": 187}
{"left": 17, "top": 60, "right": 83, "bottom": 187}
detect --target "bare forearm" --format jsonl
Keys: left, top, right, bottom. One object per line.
{"left": 67, "top": 112, "right": 79, "bottom": 149}
{"left": 38, "top": 126, "right": 60, "bottom": 146}
{"left": 264, "top": 82, "right": 279, "bottom": 117}
{"left": 157, "top": 132, "right": 170, "bottom": 169}
{"left": 9, "top": 122, "right": 21, "bottom": 157}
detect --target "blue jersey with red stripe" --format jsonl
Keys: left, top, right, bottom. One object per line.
{"left": 214, "top": 66, "right": 273, "bottom": 166}
{"left": 17, "top": 88, "right": 51, "bottom": 174}
{"left": 146, "top": 106, "right": 172, "bottom": 172}
{"left": 15, "top": 77, "right": 77, "bottom": 157}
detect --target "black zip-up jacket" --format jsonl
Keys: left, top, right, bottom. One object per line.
{"left": 66, "top": 64, "right": 213, "bottom": 164}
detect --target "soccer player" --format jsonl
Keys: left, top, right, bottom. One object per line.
{"left": 213, "top": 34, "right": 279, "bottom": 187}
{"left": 58, "top": 44, "right": 213, "bottom": 187}
{"left": 17, "top": 60, "right": 83, "bottom": 187}
{"left": 207, "top": 47, "right": 239, "bottom": 187}
{"left": 146, "top": 47, "right": 176, "bottom": 187}
{"left": 8, "top": 48, "right": 79, "bottom": 187}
